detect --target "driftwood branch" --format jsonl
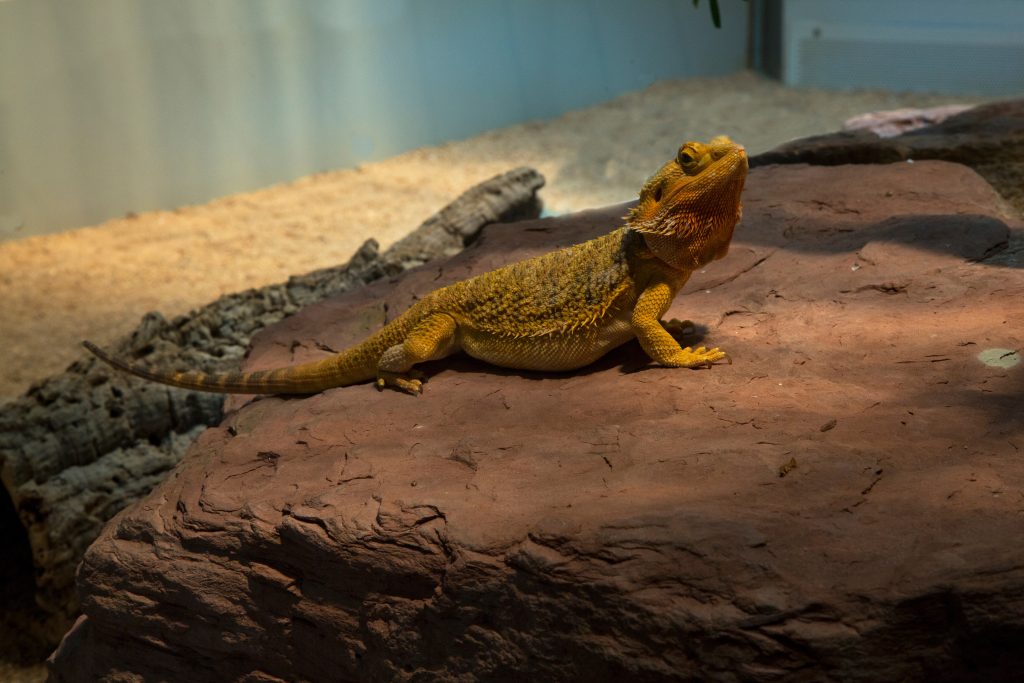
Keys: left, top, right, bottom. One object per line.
{"left": 0, "top": 167, "right": 544, "bottom": 652}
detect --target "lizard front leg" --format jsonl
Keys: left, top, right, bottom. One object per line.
{"left": 377, "top": 313, "right": 459, "bottom": 394}
{"left": 631, "top": 281, "right": 727, "bottom": 368}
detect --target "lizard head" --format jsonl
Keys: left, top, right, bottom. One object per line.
{"left": 627, "top": 135, "right": 748, "bottom": 270}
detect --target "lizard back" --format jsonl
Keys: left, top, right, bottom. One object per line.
{"left": 441, "top": 227, "right": 640, "bottom": 338}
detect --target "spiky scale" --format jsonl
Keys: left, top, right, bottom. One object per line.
{"left": 86, "top": 137, "right": 748, "bottom": 394}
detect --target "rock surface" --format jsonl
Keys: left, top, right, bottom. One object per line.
{"left": 753, "top": 98, "right": 1024, "bottom": 216}
{"left": 0, "top": 168, "right": 543, "bottom": 653}
{"left": 51, "top": 160, "right": 1023, "bottom": 682}
{"left": 841, "top": 105, "right": 974, "bottom": 138}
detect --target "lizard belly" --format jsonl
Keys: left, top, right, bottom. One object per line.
{"left": 458, "top": 314, "right": 636, "bottom": 372}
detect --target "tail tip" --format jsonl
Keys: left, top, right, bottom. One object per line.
{"left": 82, "top": 340, "right": 110, "bottom": 363}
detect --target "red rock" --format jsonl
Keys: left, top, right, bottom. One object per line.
{"left": 50, "top": 161, "right": 1024, "bottom": 682}
{"left": 753, "top": 99, "right": 1024, "bottom": 169}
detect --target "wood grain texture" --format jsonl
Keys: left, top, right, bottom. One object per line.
{"left": 0, "top": 167, "right": 543, "bottom": 651}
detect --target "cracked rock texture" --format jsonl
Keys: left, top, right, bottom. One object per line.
{"left": 753, "top": 98, "right": 1024, "bottom": 217}
{"left": 51, "top": 160, "right": 1024, "bottom": 682}
{"left": 0, "top": 167, "right": 544, "bottom": 654}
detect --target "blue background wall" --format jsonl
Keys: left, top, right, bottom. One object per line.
{"left": 0, "top": 0, "right": 749, "bottom": 238}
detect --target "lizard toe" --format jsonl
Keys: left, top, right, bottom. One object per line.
{"left": 377, "top": 371, "right": 425, "bottom": 395}
{"left": 666, "top": 345, "right": 729, "bottom": 369}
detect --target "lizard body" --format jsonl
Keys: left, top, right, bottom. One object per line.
{"left": 85, "top": 136, "right": 748, "bottom": 395}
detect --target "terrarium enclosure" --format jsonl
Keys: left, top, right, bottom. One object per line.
{"left": 1, "top": 1, "right": 1023, "bottom": 682}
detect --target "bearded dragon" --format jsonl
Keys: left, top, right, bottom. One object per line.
{"left": 85, "top": 136, "right": 748, "bottom": 395}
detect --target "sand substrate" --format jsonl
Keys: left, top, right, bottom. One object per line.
{"left": 0, "top": 71, "right": 992, "bottom": 402}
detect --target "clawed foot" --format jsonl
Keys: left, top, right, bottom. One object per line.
{"left": 667, "top": 345, "right": 731, "bottom": 369}
{"left": 376, "top": 369, "right": 427, "bottom": 395}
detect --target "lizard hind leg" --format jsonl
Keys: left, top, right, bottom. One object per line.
{"left": 376, "top": 313, "right": 459, "bottom": 395}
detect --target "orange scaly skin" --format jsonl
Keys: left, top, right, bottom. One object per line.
{"left": 85, "top": 136, "right": 748, "bottom": 395}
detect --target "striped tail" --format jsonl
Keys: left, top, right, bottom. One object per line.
{"left": 85, "top": 300, "right": 434, "bottom": 395}
{"left": 83, "top": 340, "right": 373, "bottom": 394}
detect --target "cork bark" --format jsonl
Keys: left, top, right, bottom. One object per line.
{"left": 0, "top": 167, "right": 544, "bottom": 651}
